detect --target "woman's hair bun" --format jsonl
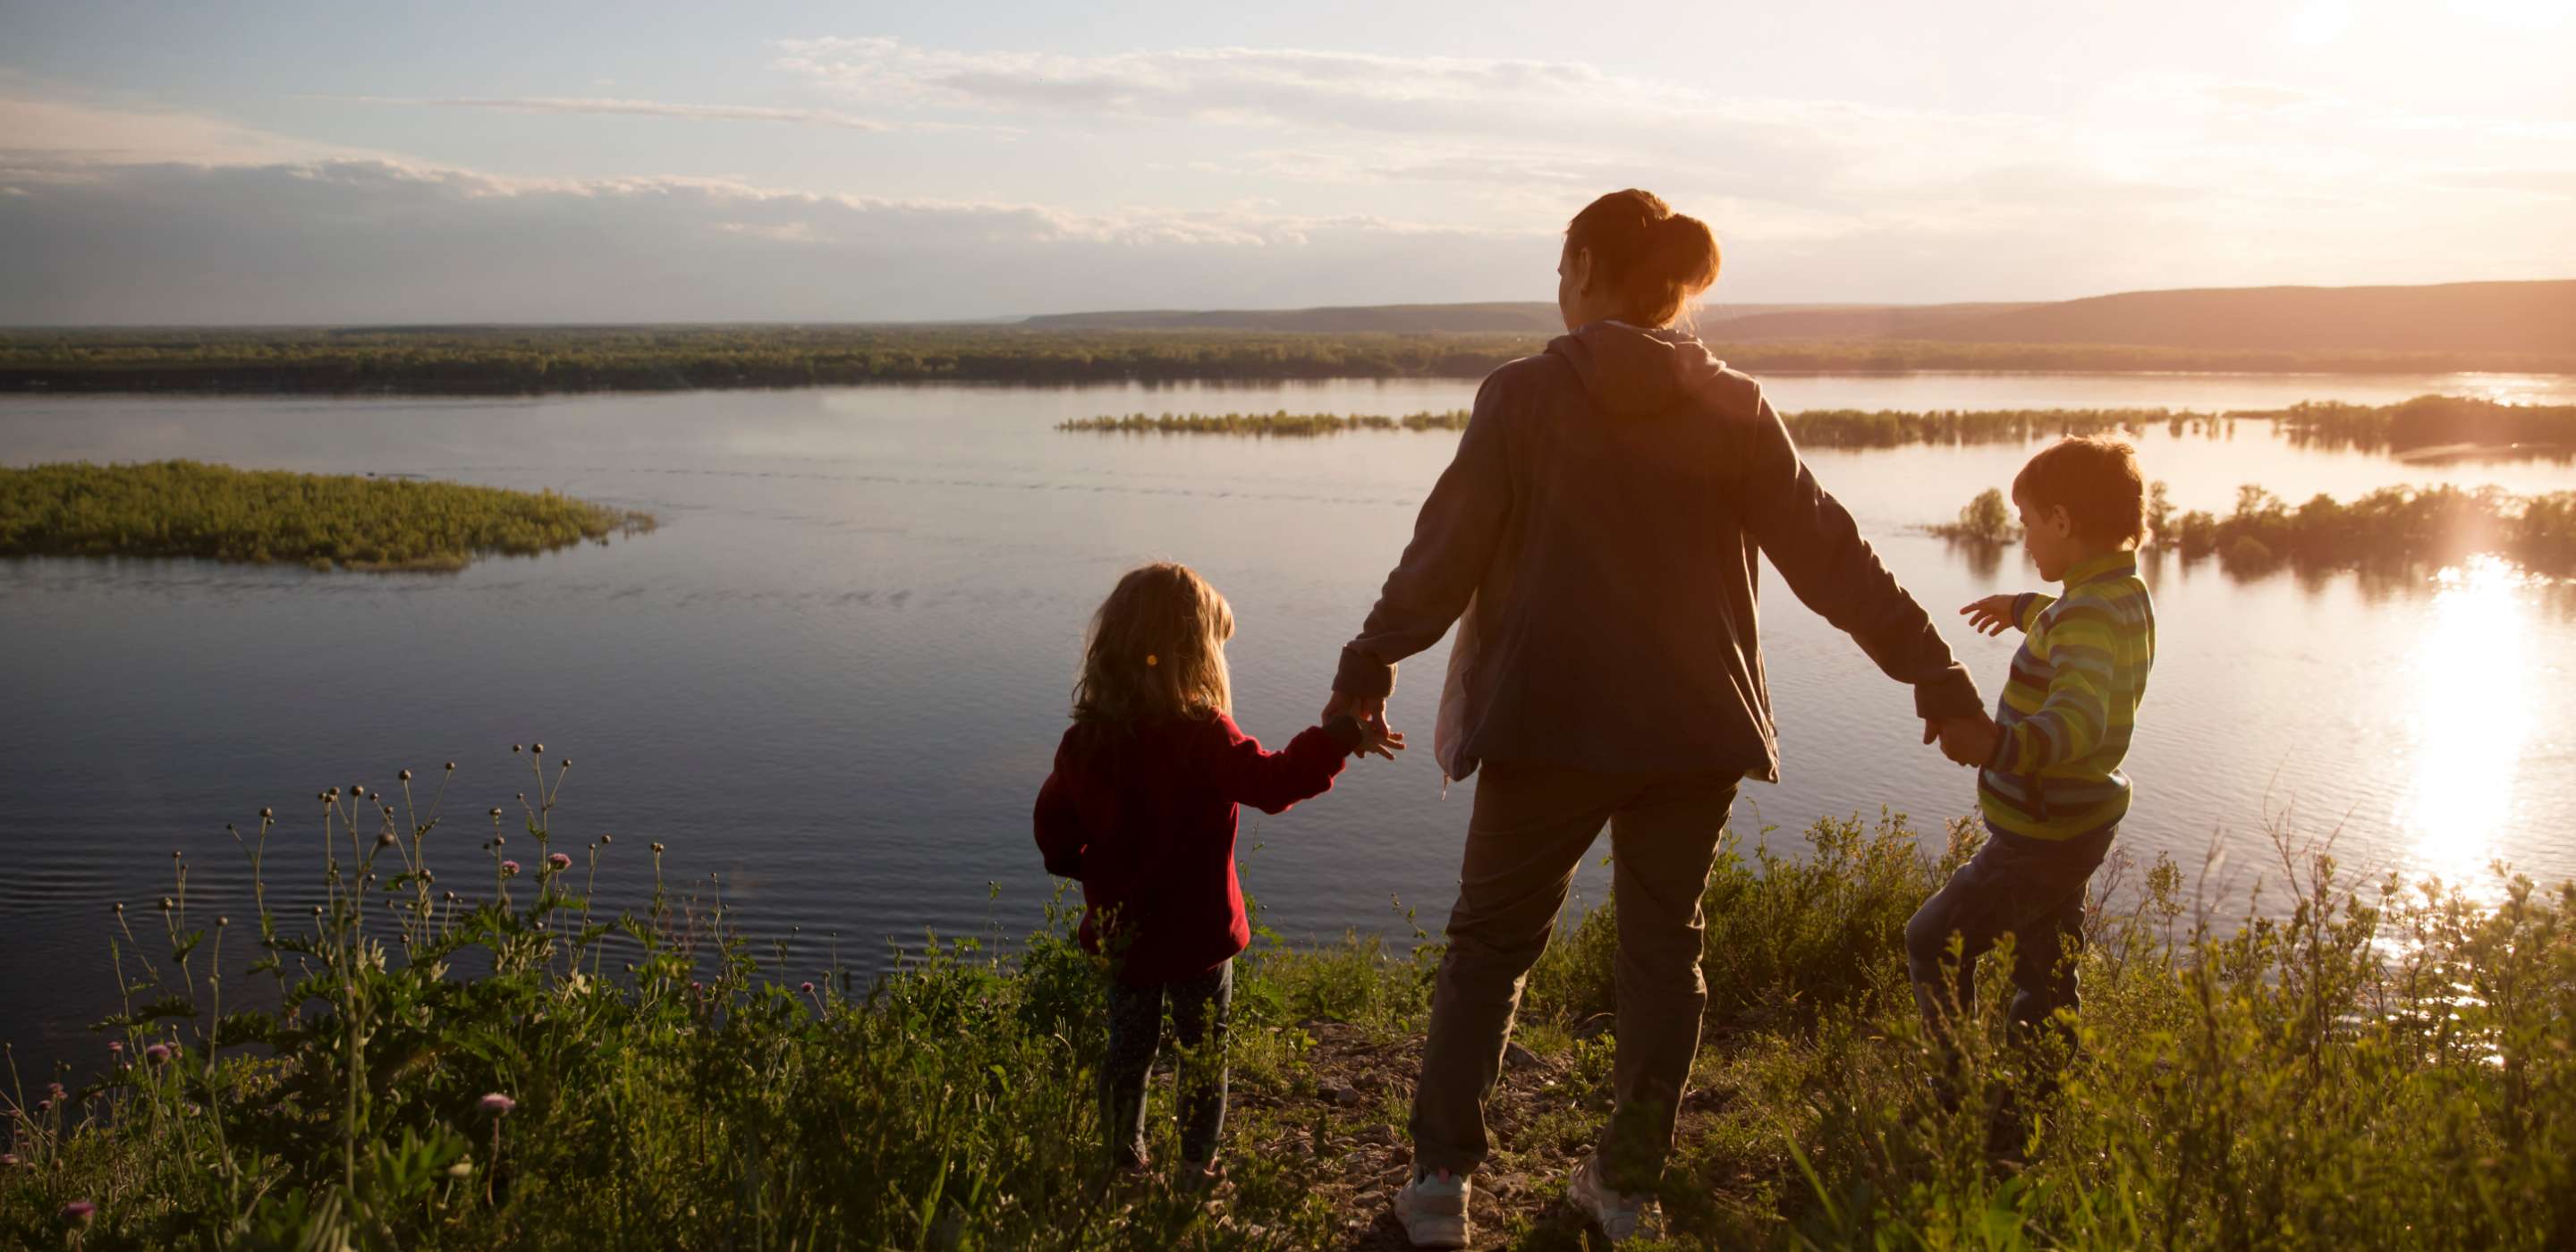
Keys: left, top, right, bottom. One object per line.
{"left": 1566, "top": 189, "right": 1721, "bottom": 327}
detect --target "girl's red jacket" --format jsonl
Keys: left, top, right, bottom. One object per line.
{"left": 1034, "top": 712, "right": 1360, "bottom": 986}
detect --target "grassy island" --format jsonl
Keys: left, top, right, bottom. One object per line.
{"left": 2, "top": 752, "right": 2570, "bottom": 1248}
{"left": 4, "top": 326, "right": 2566, "bottom": 395}
{"left": 1063, "top": 405, "right": 2231, "bottom": 449}
{"left": 2267, "top": 395, "right": 2576, "bottom": 458}
{"left": 1936, "top": 478, "right": 2576, "bottom": 574}
{"left": 0, "top": 461, "right": 655, "bottom": 571}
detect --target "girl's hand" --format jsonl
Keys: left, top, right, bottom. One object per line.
{"left": 1325, "top": 690, "right": 1405, "bottom": 761}
{"left": 1356, "top": 719, "right": 1407, "bottom": 758}
{"left": 1958, "top": 595, "right": 2018, "bottom": 637}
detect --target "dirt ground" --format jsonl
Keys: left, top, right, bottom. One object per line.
{"left": 1225, "top": 1019, "right": 1745, "bottom": 1250}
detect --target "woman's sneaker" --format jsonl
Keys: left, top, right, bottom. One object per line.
{"left": 1394, "top": 1167, "right": 1471, "bottom": 1248}
{"left": 1178, "top": 1158, "right": 1226, "bottom": 1197}
{"left": 1567, "top": 1154, "right": 1654, "bottom": 1243}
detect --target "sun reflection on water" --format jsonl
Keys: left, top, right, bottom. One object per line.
{"left": 2394, "top": 554, "right": 2547, "bottom": 901}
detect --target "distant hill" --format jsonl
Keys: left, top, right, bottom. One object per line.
{"left": 1911, "top": 281, "right": 2576, "bottom": 355}
{"left": 1020, "top": 301, "right": 1893, "bottom": 334}
{"left": 1022, "top": 280, "right": 2576, "bottom": 354}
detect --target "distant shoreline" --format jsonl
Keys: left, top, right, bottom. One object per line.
{"left": 4, "top": 327, "right": 2568, "bottom": 397}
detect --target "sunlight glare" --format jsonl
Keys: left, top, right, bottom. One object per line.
{"left": 2394, "top": 554, "right": 2543, "bottom": 900}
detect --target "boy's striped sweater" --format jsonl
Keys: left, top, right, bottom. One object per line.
{"left": 1979, "top": 552, "right": 2157, "bottom": 842}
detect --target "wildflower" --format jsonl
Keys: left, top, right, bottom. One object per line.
{"left": 48, "top": 1082, "right": 66, "bottom": 1099}
{"left": 512, "top": 744, "right": 522, "bottom": 753}
{"left": 35, "top": 1100, "right": 51, "bottom": 1113}
{"left": 259, "top": 807, "right": 273, "bottom": 819}
{"left": 479, "top": 1093, "right": 516, "bottom": 1115}
{"left": 0, "top": 1153, "right": 17, "bottom": 1167}
{"left": 560, "top": 758, "right": 571, "bottom": 768}
{"left": 447, "top": 1157, "right": 474, "bottom": 1178}
{"left": 599, "top": 833, "right": 613, "bottom": 845}
{"left": 399, "top": 769, "right": 412, "bottom": 782}
{"left": 107, "top": 1042, "right": 123, "bottom": 1056}
{"left": 445, "top": 761, "right": 456, "bottom": 772}
{"left": 61, "top": 1200, "right": 95, "bottom": 1225}
{"left": 801, "top": 981, "right": 816, "bottom": 994}
{"left": 158, "top": 898, "right": 174, "bottom": 912}
{"left": 502, "top": 860, "right": 521, "bottom": 876}
{"left": 548, "top": 853, "right": 572, "bottom": 870}
{"left": 217, "top": 916, "right": 230, "bottom": 927}
{"left": 651, "top": 842, "right": 665, "bottom": 854}
{"left": 145, "top": 1043, "right": 173, "bottom": 1062}
{"left": 377, "top": 833, "right": 396, "bottom": 848}
{"left": 111, "top": 902, "right": 123, "bottom": 914}
{"left": 532, "top": 742, "right": 545, "bottom": 754}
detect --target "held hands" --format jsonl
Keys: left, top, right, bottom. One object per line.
{"left": 1322, "top": 690, "right": 1407, "bottom": 761}
{"left": 1921, "top": 713, "right": 2001, "bottom": 768}
{"left": 1959, "top": 595, "right": 2019, "bottom": 637}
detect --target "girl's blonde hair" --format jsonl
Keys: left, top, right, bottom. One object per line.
{"left": 1072, "top": 562, "right": 1235, "bottom": 724}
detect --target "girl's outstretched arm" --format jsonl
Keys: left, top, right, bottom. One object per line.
{"left": 1208, "top": 715, "right": 1363, "bottom": 815}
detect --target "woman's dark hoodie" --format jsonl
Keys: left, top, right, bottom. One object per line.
{"left": 1334, "top": 321, "right": 1984, "bottom": 782}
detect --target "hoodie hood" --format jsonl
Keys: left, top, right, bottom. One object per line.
{"left": 1547, "top": 320, "right": 1759, "bottom": 421}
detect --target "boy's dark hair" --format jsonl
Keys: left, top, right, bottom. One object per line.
{"left": 2012, "top": 435, "right": 2148, "bottom": 547}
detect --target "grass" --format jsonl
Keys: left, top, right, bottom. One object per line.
{"left": 3, "top": 756, "right": 2572, "bottom": 1249}
{"left": 0, "top": 461, "right": 656, "bottom": 571}
{"left": 4, "top": 327, "right": 2564, "bottom": 394}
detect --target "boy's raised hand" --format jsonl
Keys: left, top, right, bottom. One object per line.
{"left": 1958, "top": 594, "right": 2019, "bottom": 637}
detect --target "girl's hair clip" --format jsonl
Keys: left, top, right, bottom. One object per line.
{"left": 1146, "top": 654, "right": 1160, "bottom": 667}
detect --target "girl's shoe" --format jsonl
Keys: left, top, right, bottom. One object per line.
{"left": 1394, "top": 1167, "right": 1471, "bottom": 1248}
{"left": 1567, "top": 1154, "right": 1654, "bottom": 1243}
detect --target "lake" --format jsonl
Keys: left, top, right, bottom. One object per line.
{"left": 6, "top": 369, "right": 2575, "bottom": 1076}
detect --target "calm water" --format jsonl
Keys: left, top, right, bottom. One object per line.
{"left": 6, "top": 370, "right": 2575, "bottom": 1074}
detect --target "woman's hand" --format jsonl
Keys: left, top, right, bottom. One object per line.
{"left": 1958, "top": 595, "right": 2018, "bottom": 637}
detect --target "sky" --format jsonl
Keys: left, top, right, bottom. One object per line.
{"left": 2, "top": 0, "right": 2571, "bottom": 323}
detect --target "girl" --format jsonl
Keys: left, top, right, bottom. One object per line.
{"left": 1034, "top": 562, "right": 1397, "bottom": 1189}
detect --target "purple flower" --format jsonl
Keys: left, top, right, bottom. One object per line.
{"left": 47, "top": 1082, "right": 65, "bottom": 1100}
{"left": 800, "top": 981, "right": 816, "bottom": 994}
{"left": 145, "top": 1043, "right": 173, "bottom": 1062}
{"left": 547, "top": 852, "right": 572, "bottom": 871}
{"left": 107, "top": 1042, "right": 124, "bottom": 1056}
{"left": 0, "top": 1153, "right": 19, "bottom": 1167}
{"left": 61, "top": 1199, "right": 96, "bottom": 1224}
{"left": 36, "top": 1100, "right": 52, "bottom": 1113}
{"left": 501, "top": 860, "right": 521, "bottom": 877}
{"left": 479, "top": 1092, "right": 516, "bottom": 1115}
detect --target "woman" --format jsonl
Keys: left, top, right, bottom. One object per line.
{"left": 1323, "top": 189, "right": 1986, "bottom": 1247}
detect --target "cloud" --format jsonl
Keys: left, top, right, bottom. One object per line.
{"left": 0, "top": 95, "right": 391, "bottom": 166}
{"left": 350, "top": 96, "right": 894, "bottom": 131}
{"left": 0, "top": 156, "right": 1554, "bottom": 323}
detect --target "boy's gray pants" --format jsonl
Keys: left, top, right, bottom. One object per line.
{"left": 1409, "top": 760, "right": 1739, "bottom": 1193}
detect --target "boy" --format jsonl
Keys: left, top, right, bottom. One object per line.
{"left": 1909, "top": 435, "right": 2157, "bottom": 1129}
